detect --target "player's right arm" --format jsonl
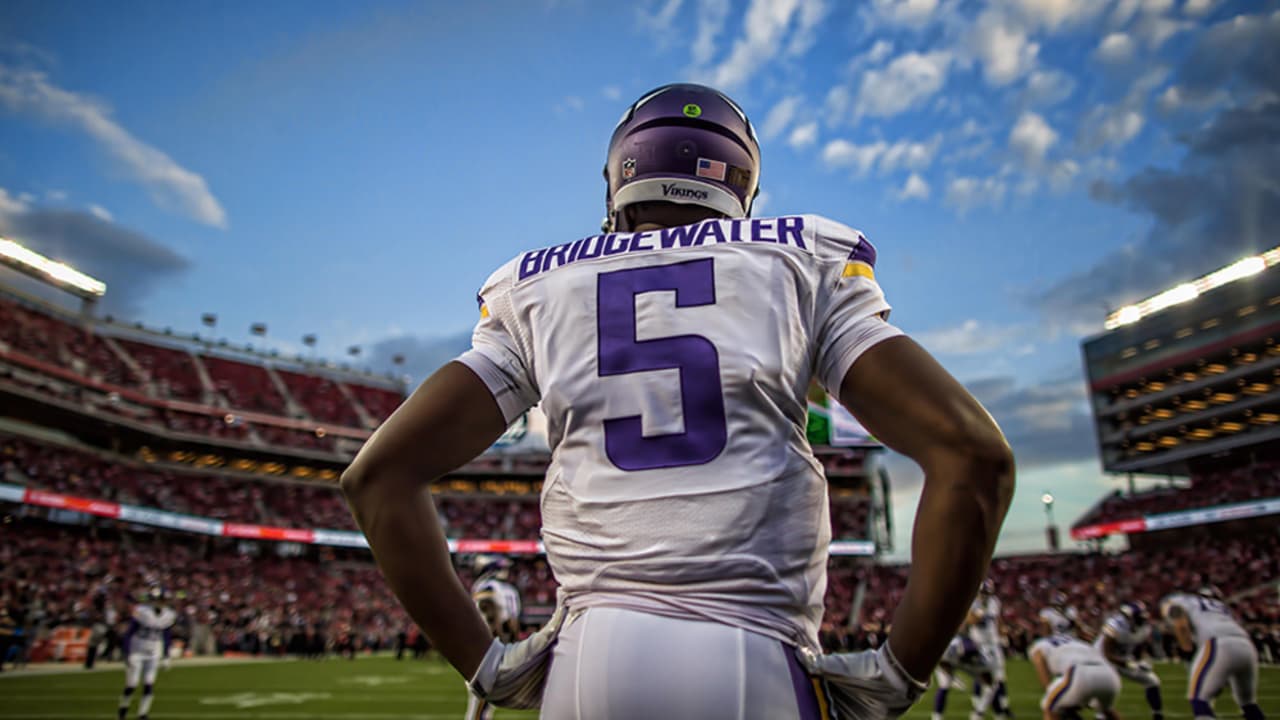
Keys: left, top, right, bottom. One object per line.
{"left": 1101, "top": 633, "right": 1125, "bottom": 665}
{"left": 1163, "top": 603, "right": 1195, "bottom": 654}
{"left": 1029, "top": 644, "right": 1052, "bottom": 689}
{"left": 837, "top": 335, "right": 1015, "bottom": 680}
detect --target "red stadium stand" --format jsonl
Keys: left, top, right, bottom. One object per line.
{"left": 277, "top": 369, "right": 361, "bottom": 426}
{"left": 203, "top": 355, "right": 288, "bottom": 415}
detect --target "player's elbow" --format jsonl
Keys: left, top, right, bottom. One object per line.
{"left": 926, "top": 413, "right": 1016, "bottom": 511}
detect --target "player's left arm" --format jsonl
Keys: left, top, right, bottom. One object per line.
{"left": 341, "top": 361, "right": 507, "bottom": 680}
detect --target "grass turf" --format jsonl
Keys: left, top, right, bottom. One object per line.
{"left": 0, "top": 655, "right": 1273, "bottom": 719}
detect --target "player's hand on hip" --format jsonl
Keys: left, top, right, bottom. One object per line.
{"left": 467, "top": 603, "right": 567, "bottom": 710}
{"left": 800, "top": 642, "right": 928, "bottom": 720}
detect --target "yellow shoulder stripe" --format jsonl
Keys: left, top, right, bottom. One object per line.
{"left": 842, "top": 261, "right": 874, "bottom": 280}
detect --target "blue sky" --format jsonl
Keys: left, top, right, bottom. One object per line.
{"left": 1, "top": 0, "right": 1277, "bottom": 557}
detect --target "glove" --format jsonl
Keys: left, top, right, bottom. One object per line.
{"left": 1133, "top": 660, "right": 1152, "bottom": 674}
{"left": 799, "top": 643, "right": 929, "bottom": 720}
{"left": 467, "top": 604, "right": 567, "bottom": 711}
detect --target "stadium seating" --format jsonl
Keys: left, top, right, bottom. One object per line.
{"left": 203, "top": 355, "right": 288, "bottom": 415}
{"left": 114, "top": 338, "right": 205, "bottom": 402}
{"left": 1073, "top": 463, "right": 1280, "bottom": 528}
{"left": 0, "top": 294, "right": 407, "bottom": 454}
{"left": 277, "top": 369, "right": 361, "bottom": 427}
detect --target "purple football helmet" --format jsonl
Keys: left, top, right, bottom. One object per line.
{"left": 603, "top": 83, "right": 761, "bottom": 232}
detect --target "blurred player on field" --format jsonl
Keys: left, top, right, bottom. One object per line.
{"left": 1160, "top": 587, "right": 1264, "bottom": 720}
{"left": 342, "top": 82, "right": 1015, "bottom": 719}
{"left": 967, "top": 579, "right": 1013, "bottom": 719}
{"left": 117, "top": 586, "right": 176, "bottom": 720}
{"left": 932, "top": 632, "right": 1000, "bottom": 720}
{"left": 464, "top": 556, "right": 522, "bottom": 720}
{"left": 1095, "top": 601, "right": 1164, "bottom": 720}
{"left": 1029, "top": 631, "right": 1121, "bottom": 720}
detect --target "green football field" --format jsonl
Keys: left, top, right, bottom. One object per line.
{"left": 0, "top": 655, "right": 1274, "bottom": 719}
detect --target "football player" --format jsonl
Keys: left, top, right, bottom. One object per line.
{"left": 341, "top": 82, "right": 1015, "bottom": 718}
{"left": 117, "top": 586, "right": 177, "bottom": 720}
{"left": 1029, "top": 632, "right": 1122, "bottom": 720}
{"left": 1039, "top": 593, "right": 1080, "bottom": 637}
{"left": 1096, "top": 602, "right": 1163, "bottom": 720}
{"left": 967, "top": 579, "right": 1013, "bottom": 720}
{"left": 464, "top": 556, "right": 523, "bottom": 720}
{"left": 932, "top": 633, "right": 999, "bottom": 720}
{"left": 1160, "top": 587, "right": 1264, "bottom": 720}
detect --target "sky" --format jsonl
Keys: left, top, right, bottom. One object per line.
{"left": 0, "top": 0, "right": 1277, "bottom": 558}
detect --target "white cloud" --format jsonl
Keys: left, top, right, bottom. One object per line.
{"left": 640, "top": 0, "right": 684, "bottom": 32}
{"left": 822, "top": 136, "right": 940, "bottom": 176}
{"left": 896, "top": 173, "right": 931, "bottom": 201}
{"left": 1008, "top": 111, "right": 1057, "bottom": 167}
{"left": 45, "top": 189, "right": 66, "bottom": 202}
{"left": 691, "top": 0, "right": 731, "bottom": 66}
{"left": 1005, "top": 0, "right": 1109, "bottom": 31}
{"left": 788, "top": 121, "right": 818, "bottom": 149}
{"left": 880, "top": 135, "right": 941, "bottom": 173}
{"left": 917, "top": 319, "right": 1021, "bottom": 355}
{"left": 1078, "top": 105, "right": 1144, "bottom": 151}
{"left": 968, "top": 10, "right": 1040, "bottom": 86}
{"left": 787, "top": 0, "right": 829, "bottom": 56}
{"left": 865, "top": 39, "right": 894, "bottom": 65}
{"left": 602, "top": 85, "right": 622, "bottom": 101}
{"left": 761, "top": 95, "right": 802, "bottom": 140}
{"left": 1182, "top": 0, "right": 1217, "bottom": 17}
{"left": 945, "top": 175, "right": 1007, "bottom": 212}
{"left": 0, "top": 66, "right": 228, "bottom": 228}
{"left": 823, "top": 85, "right": 852, "bottom": 126}
{"left": 855, "top": 50, "right": 952, "bottom": 117}
{"left": 1023, "top": 69, "right": 1076, "bottom": 106}
{"left": 555, "top": 95, "right": 585, "bottom": 113}
{"left": 1133, "top": 15, "right": 1188, "bottom": 49}
{"left": 1049, "top": 159, "right": 1079, "bottom": 192}
{"left": 17, "top": 191, "right": 36, "bottom": 205}
{"left": 868, "top": 0, "right": 939, "bottom": 27}
{"left": 706, "top": 0, "right": 822, "bottom": 89}
{"left": 822, "top": 139, "right": 883, "bottom": 175}
{"left": 1095, "top": 32, "right": 1136, "bottom": 64}
{"left": 1155, "top": 84, "right": 1227, "bottom": 114}
{"left": 0, "top": 187, "right": 31, "bottom": 216}
{"left": 87, "top": 204, "right": 113, "bottom": 222}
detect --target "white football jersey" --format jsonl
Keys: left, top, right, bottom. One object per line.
{"left": 1093, "top": 611, "right": 1150, "bottom": 657}
{"left": 128, "top": 603, "right": 177, "bottom": 658}
{"left": 969, "top": 594, "right": 1002, "bottom": 648}
{"left": 473, "top": 576, "right": 522, "bottom": 625}
{"left": 1030, "top": 635, "right": 1105, "bottom": 676}
{"left": 1161, "top": 593, "right": 1248, "bottom": 644}
{"left": 458, "top": 214, "right": 900, "bottom": 648}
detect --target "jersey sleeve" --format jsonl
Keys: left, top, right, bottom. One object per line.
{"left": 455, "top": 262, "right": 540, "bottom": 424}
{"left": 810, "top": 216, "right": 904, "bottom": 395}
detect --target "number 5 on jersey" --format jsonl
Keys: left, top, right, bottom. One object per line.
{"left": 597, "top": 259, "right": 728, "bottom": 471}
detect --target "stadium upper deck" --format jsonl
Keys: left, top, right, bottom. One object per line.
{"left": 1076, "top": 247, "right": 1280, "bottom": 540}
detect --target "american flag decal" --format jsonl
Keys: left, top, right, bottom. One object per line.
{"left": 696, "top": 157, "right": 726, "bottom": 181}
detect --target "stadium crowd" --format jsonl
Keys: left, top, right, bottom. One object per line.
{"left": 0, "top": 295, "right": 405, "bottom": 454}
{"left": 1073, "top": 463, "right": 1280, "bottom": 528}
{"left": 822, "top": 527, "right": 1280, "bottom": 660}
{"left": 0, "top": 435, "right": 876, "bottom": 540}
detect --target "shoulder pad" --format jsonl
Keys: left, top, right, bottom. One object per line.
{"left": 806, "top": 214, "right": 878, "bottom": 269}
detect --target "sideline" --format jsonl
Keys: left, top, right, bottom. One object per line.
{"left": 0, "top": 654, "right": 397, "bottom": 679}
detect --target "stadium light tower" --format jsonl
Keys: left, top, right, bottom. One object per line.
{"left": 0, "top": 236, "right": 107, "bottom": 312}
{"left": 1042, "top": 492, "right": 1059, "bottom": 552}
